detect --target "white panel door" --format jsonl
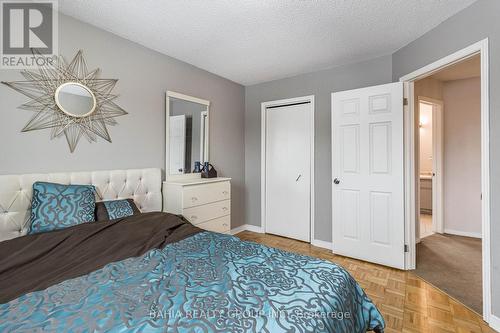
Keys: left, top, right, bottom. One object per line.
{"left": 169, "top": 115, "right": 186, "bottom": 175}
{"left": 332, "top": 82, "right": 405, "bottom": 269}
{"left": 266, "top": 103, "right": 311, "bottom": 242}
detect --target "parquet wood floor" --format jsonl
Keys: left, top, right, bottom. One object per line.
{"left": 235, "top": 231, "right": 496, "bottom": 333}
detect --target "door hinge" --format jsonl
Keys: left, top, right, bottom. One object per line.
{"left": 404, "top": 244, "right": 409, "bottom": 252}
{"left": 403, "top": 98, "right": 408, "bottom": 106}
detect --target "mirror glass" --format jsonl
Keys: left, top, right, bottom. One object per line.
{"left": 168, "top": 96, "right": 209, "bottom": 175}
{"left": 55, "top": 82, "right": 96, "bottom": 117}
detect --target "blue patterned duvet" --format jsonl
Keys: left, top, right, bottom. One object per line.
{"left": 0, "top": 232, "right": 384, "bottom": 332}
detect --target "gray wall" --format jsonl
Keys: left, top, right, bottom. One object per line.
{"left": 392, "top": 0, "right": 500, "bottom": 316}
{"left": 244, "top": 56, "right": 393, "bottom": 241}
{"left": 0, "top": 13, "right": 246, "bottom": 228}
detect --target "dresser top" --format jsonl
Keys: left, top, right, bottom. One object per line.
{"left": 164, "top": 177, "right": 231, "bottom": 186}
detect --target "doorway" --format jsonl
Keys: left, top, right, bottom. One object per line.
{"left": 415, "top": 57, "right": 482, "bottom": 313}
{"left": 261, "top": 96, "right": 314, "bottom": 243}
{"left": 400, "top": 39, "right": 490, "bottom": 320}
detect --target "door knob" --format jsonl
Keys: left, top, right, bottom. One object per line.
{"left": 333, "top": 178, "right": 340, "bottom": 185}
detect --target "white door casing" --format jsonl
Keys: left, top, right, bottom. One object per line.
{"left": 332, "top": 82, "right": 405, "bottom": 269}
{"left": 169, "top": 115, "right": 186, "bottom": 175}
{"left": 264, "top": 102, "right": 312, "bottom": 242}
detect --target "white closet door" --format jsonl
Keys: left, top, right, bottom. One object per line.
{"left": 265, "top": 103, "right": 311, "bottom": 242}
{"left": 332, "top": 82, "right": 405, "bottom": 269}
{"left": 169, "top": 115, "right": 186, "bottom": 175}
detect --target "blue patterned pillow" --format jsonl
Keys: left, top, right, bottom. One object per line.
{"left": 95, "top": 199, "right": 140, "bottom": 221}
{"left": 29, "top": 182, "right": 96, "bottom": 235}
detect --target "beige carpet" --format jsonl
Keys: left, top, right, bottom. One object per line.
{"left": 414, "top": 233, "right": 482, "bottom": 314}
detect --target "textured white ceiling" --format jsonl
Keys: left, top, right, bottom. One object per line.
{"left": 58, "top": 0, "right": 478, "bottom": 86}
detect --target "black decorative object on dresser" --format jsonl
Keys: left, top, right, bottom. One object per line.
{"left": 201, "top": 162, "right": 218, "bottom": 178}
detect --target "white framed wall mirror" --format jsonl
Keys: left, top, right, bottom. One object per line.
{"left": 165, "top": 91, "right": 210, "bottom": 179}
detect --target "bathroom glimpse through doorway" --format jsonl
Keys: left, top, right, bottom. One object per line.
{"left": 417, "top": 98, "right": 443, "bottom": 242}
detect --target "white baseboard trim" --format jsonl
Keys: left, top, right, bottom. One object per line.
{"left": 489, "top": 314, "right": 500, "bottom": 332}
{"left": 311, "top": 239, "right": 332, "bottom": 250}
{"left": 444, "top": 229, "right": 482, "bottom": 238}
{"left": 230, "top": 224, "right": 264, "bottom": 235}
{"left": 229, "top": 225, "right": 246, "bottom": 235}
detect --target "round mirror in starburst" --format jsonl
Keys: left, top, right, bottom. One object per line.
{"left": 2, "top": 50, "right": 128, "bottom": 153}
{"left": 55, "top": 82, "right": 97, "bottom": 118}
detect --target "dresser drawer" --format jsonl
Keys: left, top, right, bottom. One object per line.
{"left": 183, "top": 181, "right": 230, "bottom": 208}
{"left": 197, "top": 215, "right": 230, "bottom": 233}
{"left": 183, "top": 200, "right": 230, "bottom": 225}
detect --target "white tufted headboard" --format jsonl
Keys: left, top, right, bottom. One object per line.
{"left": 0, "top": 168, "right": 162, "bottom": 242}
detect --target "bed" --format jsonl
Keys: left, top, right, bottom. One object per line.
{"left": 0, "top": 168, "right": 384, "bottom": 332}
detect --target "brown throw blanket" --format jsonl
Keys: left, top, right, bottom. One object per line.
{"left": 0, "top": 212, "right": 201, "bottom": 304}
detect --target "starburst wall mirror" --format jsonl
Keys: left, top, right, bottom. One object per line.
{"left": 2, "top": 50, "right": 127, "bottom": 152}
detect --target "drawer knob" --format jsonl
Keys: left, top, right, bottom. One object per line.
{"left": 222, "top": 207, "right": 228, "bottom": 211}
{"left": 223, "top": 223, "right": 228, "bottom": 227}
{"left": 191, "top": 215, "right": 197, "bottom": 220}
{"left": 222, "top": 191, "right": 228, "bottom": 195}
{"left": 191, "top": 197, "right": 198, "bottom": 201}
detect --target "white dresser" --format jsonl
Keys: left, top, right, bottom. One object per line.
{"left": 162, "top": 177, "right": 231, "bottom": 233}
